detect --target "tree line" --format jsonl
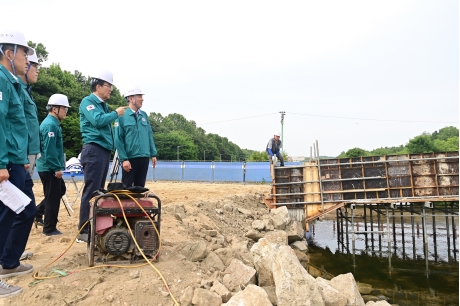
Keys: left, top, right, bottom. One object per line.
{"left": 337, "top": 126, "right": 459, "bottom": 158}
{"left": 28, "top": 42, "right": 251, "bottom": 161}
{"left": 28, "top": 42, "right": 458, "bottom": 162}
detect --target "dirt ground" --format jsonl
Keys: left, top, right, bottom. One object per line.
{"left": 1, "top": 180, "right": 272, "bottom": 306}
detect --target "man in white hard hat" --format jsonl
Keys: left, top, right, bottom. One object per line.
{"left": 115, "top": 87, "right": 157, "bottom": 187}
{"left": 0, "top": 29, "right": 35, "bottom": 298}
{"left": 18, "top": 49, "right": 40, "bottom": 179}
{"left": 77, "top": 71, "right": 127, "bottom": 243}
{"left": 17, "top": 49, "right": 40, "bottom": 262}
{"left": 35, "top": 94, "right": 69, "bottom": 236}
{"left": 266, "top": 131, "right": 285, "bottom": 166}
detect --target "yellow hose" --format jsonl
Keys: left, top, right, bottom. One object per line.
{"left": 33, "top": 191, "right": 179, "bottom": 306}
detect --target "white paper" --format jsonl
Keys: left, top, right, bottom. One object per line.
{"left": 0, "top": 180, "right": 32, "bottom": 214}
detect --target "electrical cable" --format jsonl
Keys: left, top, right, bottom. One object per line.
{"left": 197, "top": 112, "right": 279, "bottom": 125}
{"left": 197, "top": 111, "right": 457, "bottom": 125}
{"left": 32, "top": 190, "right": 178, "bottom": 306}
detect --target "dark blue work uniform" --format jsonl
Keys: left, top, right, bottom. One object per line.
{"left": 0, "top": 64, "right": 36, "bottom": 269}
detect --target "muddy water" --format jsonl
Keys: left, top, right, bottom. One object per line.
{"left": 306, "top": 213, "right": 459, "bottom": 306}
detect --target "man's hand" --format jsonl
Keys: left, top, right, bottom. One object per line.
{"left": 0, "top": 169, "right": 9, "bottom": 183}
{"left": 24, "top": 164, "right": 30, "bottom": 170}
{"left": 151, "top": 157, "right": 157, "bottom": 168}
{"left": 55, "top": 170, "right": 63, "bottom": 179}
{"left": 116, "top": 106, "right": 128, "bottom": 116}
{"left": 122, "top": 160, "right": 132, "bottom": 172}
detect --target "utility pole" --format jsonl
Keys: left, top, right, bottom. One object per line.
{"left": 280, "top": 111, "right": 286, "bottom": 154}
{"left": 177, "top": 146, "right": 180, "bottom": 161}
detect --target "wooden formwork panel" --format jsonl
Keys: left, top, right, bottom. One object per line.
{"left": 270, "top": 152, "right": 458, "bottom": 225}
{"left": 317, "top": 152, "right": 459, "bottom": 203}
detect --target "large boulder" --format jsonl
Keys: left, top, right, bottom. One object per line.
{"left": 316, "top": 277, "right": 348, "bottom": 306}
{"left": 262, "top": 286, "right": 278, "bottom": 305}
{"left": 210, "top": 280, "right": 231, "bottom": 303}
{"left": 270, "top": 206, "right": 290, "bottom": 229}
{"left": 329, "top": 273, "right": 365, "bottom": 306}
{"left": 284, "top": 219, "right": 305, "bottom": 243}
{"left": 180, "top": 240, "right": 208, "bottom": 262}
{"left": 222, "top": 259, "right": 256, "bottom": 291}
{"left": 263, "top": 230, "right": 288, "bottom": 245}
{"left": 272, "top": 245, "right": 325, "bottom": 306}
{"left": 252, "top": 219, "right": 266, "bottom": 230}
{"left": 245, "top": 229, "right": 264, "bottom": 242}
{"left": 222, "top": 284, "right": 272, "bottom": 306}
{"left": 179, "top": 286, "right": 194, "bottom": 306}
{"left": 201, "top": 251, "right": 225, "bottom": 271}
{"left": 290, "top": 240, "right": 308, "bottom": 252}
{"left": 192, "top": 288, "right": 222, "bottom": 306}
{"left": 250, "top": 238, "right": 279, "bottom": 286}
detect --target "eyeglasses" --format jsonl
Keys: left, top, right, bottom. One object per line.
{"left": 61, "top": 106, "right": 69, "bottom": 113}
{"left": 103, "top": 84, "right": 113, "bottom": 90}
{"left": 30, "top": 63, "right": 40, "bottom": 70}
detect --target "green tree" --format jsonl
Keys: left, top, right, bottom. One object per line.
{"left": 338, "top": 147, "right": 369, "bottom": 158}
{"left": 433, "top": 137, "right": 459, "bottom": 152}
{"left": 27, "top": 41, "right": 48, "bottom": 63}
{"left": 248, "top": 151, "right": 268, "bottom": 162}
{"left": 154, "top": 131, "right": 198, "bottom": 160}
{"left": 432, "top": 126, "right": 459, "bottom": 141}
{"left": 406, "top": 134, "right": 435, "bottom": 153}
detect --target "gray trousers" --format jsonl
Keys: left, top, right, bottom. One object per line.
{"left": 27, "top": 154, "right": 38, "bottom": 177}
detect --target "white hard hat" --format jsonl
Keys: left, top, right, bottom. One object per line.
{"left": 91, "top": 70, "right": 113, "bottom": 85}
{"left": 27, "top": 48, "right": 38, "bottom": 64}
{"left": 274, "top": 131, "right": 281, "bottom": 137}
{"left": 47, "top": 94, "right": 70, "bottom": 107}
{"left": 0, "top": 30, "right": 34, "bottom": 55}
{"left": 124, "top": 87, "right": 144, "bottom": 98}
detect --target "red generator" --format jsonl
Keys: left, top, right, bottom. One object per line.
{"left": 87, "top": 192, "right": 161, "bottom": 266}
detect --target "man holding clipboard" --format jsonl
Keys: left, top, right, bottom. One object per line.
{"left": 0, "top": 30, "right": 36, "bottom": 298}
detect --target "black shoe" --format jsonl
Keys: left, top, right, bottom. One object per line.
{"left": 34, "top": 217, "right": 44, "bottom": 229}
{"left": 42, "top": 230, "right": 63, "bottom": 236}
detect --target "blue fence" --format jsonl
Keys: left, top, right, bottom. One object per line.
{"left": 37, "top": 161, "right": 302, "bottom": 183}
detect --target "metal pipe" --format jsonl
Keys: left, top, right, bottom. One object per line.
{"left": 422, "top": 205, "right": 429, "bottom": 277}
{"left": 351, "top": 207, "right": 356, "bottom": 271}
{"left": 451, "top": 202, "right": 457, "bottom": 261}
{"left": 317, "top": 196, "right": 459, "bottom": 205}
{"left": 370, "top": 206, "right": 375, "bottom": 251}
{"left": 345, "top": 207, "right": 349, "bottom": 253}
{"left": 432, "top": 207, "right": 437, "bottom": 262}
{"left": 411, "top": 203, "right": 416, "bottom": 260}
{"left": 316, "top": 176, "right": 390, "bottom": 182}
{"left": 445, "top": 202, "right": 451, "bottom": 262}
{"left": 377, "top": 204, "right": 382, "bottom": 256}
{"left": 316, "top": 140, "right": 325, "bottom": 212}
{"left": 272, "top": 180, "right": 320, "bottom": 186}
{"left": 318, "top": 155, "right": 458, "bottom": 167}
{"left": 386, "top": 206, "right": 392, "bottom": 276}
{"left": 400, "top": 203, "right": 406, "bottom": 259}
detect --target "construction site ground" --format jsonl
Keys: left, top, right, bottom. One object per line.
{"left": 2, "top": 181, "right": 272, "bottom": 306}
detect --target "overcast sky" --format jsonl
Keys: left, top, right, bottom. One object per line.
{"left": 7, "top": 0, "right": 459, "bottom": 157}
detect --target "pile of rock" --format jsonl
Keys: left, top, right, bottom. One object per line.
{"left": 176, "top": 205, "right": 393, "bottom": 306}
